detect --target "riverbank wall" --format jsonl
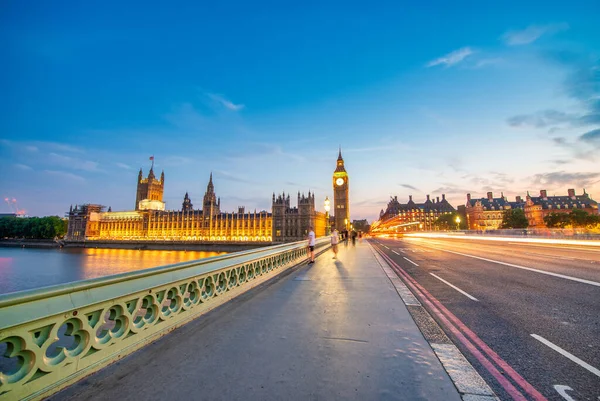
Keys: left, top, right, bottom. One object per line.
{"left": 0, "top": 239, "right": 270, "bottom": 252}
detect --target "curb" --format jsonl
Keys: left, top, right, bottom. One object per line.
{"left": 368, "top": 242, "right": 499, "bottom": 401}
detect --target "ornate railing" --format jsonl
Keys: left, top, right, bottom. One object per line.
{"left": 0, "top": 239, "right": 329, "bottom": 400}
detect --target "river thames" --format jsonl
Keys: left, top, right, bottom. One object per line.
{"left": 0, "top": 247, "right": 225, "bottom": 295}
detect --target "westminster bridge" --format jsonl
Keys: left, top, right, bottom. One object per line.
{"left": 2, "top": 234, "right": 600, "bottom": 400}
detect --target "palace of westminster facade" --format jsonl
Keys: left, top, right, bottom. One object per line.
{"left": 66, "top": 152, "right": 351, "bottom": 243}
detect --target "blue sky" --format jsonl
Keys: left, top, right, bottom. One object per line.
{"left": 1, "top": 1, "right": 599, "bottom": 222}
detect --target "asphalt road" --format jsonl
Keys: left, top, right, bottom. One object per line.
{"left": 369, "top": 236, "right": 600, "bottom": 401}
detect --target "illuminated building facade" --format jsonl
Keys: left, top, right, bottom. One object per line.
{"left": 465, "top": 192, "right": 525, "bottom": 230}
{"left": 524, "top": 189, "right": 598, "bottom": 227}
{"left": 373, "top": 194, "right": 455, "bottom": 233}
{"left": 66, "top": 166, "right": 326, "bottom": 243}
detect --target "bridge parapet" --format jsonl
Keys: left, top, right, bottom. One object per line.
{"left": 0, "top": 238, "right": 329, "bottom": 400}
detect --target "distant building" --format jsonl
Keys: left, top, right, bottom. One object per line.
{"left": 66, "top": 159, "right": 329, "bottom": 244}
{"left": 525, "top": 189, "right": 599, "bottom": 227}
{"left": 272, "top": 191, "right": 327, "bottom": 243}
{"left": 465, "top": 192, "right": 525, "bottom": 230}
{"left": 374, "top": 194, "right": 455, "bottom": 233}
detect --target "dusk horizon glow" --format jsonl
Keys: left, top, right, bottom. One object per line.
{"left": 2, "top": 1, "right": 599, "bottom": 223}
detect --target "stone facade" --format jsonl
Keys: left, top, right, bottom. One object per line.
{"left": 271, "top": 191, "right": 326, "bottom": 243}
{"left": 67, "top": 161, "right": 329, "bottom": 243}
{"left": 524, "top": 189, "right": 599, "bottom": 227}
{"left": 375, "top": 194, "right": 455, "bottom": 232}
{"left": 465, "top": 192, "right": 525, "bottom": 230}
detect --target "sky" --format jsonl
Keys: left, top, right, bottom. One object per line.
{"left": 1, "top": 1, "right": 599, "bottom": 222}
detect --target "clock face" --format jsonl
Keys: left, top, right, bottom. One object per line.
{"left": 336, "top": 178, "right": 344, "bottom": 186}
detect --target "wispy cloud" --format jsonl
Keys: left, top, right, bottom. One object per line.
{"left": 426, "top": 47, "right": 474, "bottom": 68}
{"left": 474, "top": 58, "right": 503, "bottom": 68}
{"left": 116, "top": 162, "right": 132, "bottom": 170}
{"left": 400, "top": 184, "right": 419, "bottom": 191}
{"left": 507, "top": 110, "right": 579, "bottom": 128}
{"left": 530, "top": 171, "right": 600, "bottom": 188}
{"left": 48, "top": 152, "right": 102, "bottom": 172}
{"left": 44, "top": 170, "right": 86, "bottom": 182}
{"left": 25, "top": 146, "right": 38, "bottom": 152}
{"left": 214, "top": 170, "right": 256, "bottom": 184}
{"left": 502, "top": 23, "right": 569, "bottom": 46}
{"left": 579, "top": 128, "right": 600, "bottom": 147}
{"left": 207, "top": 93, "right": 244, "bottom": 111}
{"left": 14, "top": 163, "right": 33, "bottom": 171}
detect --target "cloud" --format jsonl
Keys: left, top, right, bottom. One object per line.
{"left": 579, "top": 128, "right": 600, "bottom": 146}
{"left": 48, "top": 152, "right": 102, "bottom": 172}
{"left": 116, "top": 162, "right": 132, "bottom": 170}
{"left": 400, "top": 184, "right": 419, "bottom": 191}
{"left": 506, "top": 57, "right": 599, "bottom": 140}
{"left": 33, "top": 141, "right": 84, "bottom": 153}
{"left": 530, "top": 171, "right": 600, "bottom": 188}
{"left": 207, "top": 93, "right": 244, "bottom": 111}
{"left": 25, "top": 146, "right": 38, "bottom": 152}
{"left": 162, "top": 156, "right": 194, "bottom": 166}
{"left": 502, "top": 23, "right": 569, "bottom": 45}
{"left": 507, "top": 110, "right": 579, "bottom": 128}
{"left": 14, "top": 164, "right": 33, "bottom": 171}
{"left": 474, "top": 58, "right": 503, "bottom": 68}
{"left": 214, "top": 170, "right": 255, "bottom": 185}
{"left": 44, "top": 170, "right": 86, "bottom": 182}
{"left": 426, "top": 47, "right": 474, "bottom": 68}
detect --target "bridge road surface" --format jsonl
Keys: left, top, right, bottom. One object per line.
{"left": 371, "top": 236, "right": 600, "bottom": 401}
{"left": 51, "top": 239, "right": 464, "bottom": 401}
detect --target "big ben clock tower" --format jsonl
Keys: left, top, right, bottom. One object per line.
{"left": 333, "top": 148, "right": 349, "bottom": 231}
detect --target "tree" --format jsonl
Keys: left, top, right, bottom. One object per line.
{"left": 433, "top": 213, "right": 464, "bottom": 230}
{"left": 500, "top": 208, "right": 529, "bottom": 229}
{"left": 544, "top": 212, "right": 570, "bottom": 228}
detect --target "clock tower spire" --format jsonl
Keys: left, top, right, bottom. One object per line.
{"left": 333, "top": 148, "right": 349, "bottom": 232}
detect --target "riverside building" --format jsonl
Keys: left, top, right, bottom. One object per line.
{"left": 66, "top": 161, "right": 329, "bottom": 244}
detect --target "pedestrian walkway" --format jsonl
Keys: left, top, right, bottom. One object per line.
{"left": 51, "top": 239, "right": 462, "bottom": 401}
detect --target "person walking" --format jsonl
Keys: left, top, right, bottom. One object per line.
{"left": 307, "top": 226, "right": 316, "bottom": 264}
{"left": 331, "top": 227, "right": 339, "bottom": 259}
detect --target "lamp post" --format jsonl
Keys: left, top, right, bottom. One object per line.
{"left": 455, "top": 216, "right": 461, "bottom": 231}
{"left": 324, "top": 196, "right": 331, "bottom": 235}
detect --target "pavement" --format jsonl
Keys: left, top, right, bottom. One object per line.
{"left": 51, "top": 238, "right": 467, "bottom": 401}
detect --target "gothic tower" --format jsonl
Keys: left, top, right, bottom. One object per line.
{"left": 203, "top": 173, "right": 221, "bottom": 217}
{"left": 333, "top": 148, "right": 349, "bottom": 231}
{"left": 135, "top": 163, "right": 165, "bottom": 210}
{"left": 182, "top": 192, "right": 193, "bottom": 212}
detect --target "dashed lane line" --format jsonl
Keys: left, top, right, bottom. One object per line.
{"left": 403, "top": 257, "right": 419, "bottom": 266}
{"left": 442, "top": 249, "right": 600, "bottom": 287}
{"left": 531, "top": 334, "right": 600, "bottom": 378}
{"left": 430, "top": 273, "right": 479, "bottom": 301}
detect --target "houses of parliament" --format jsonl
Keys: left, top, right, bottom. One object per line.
{"left": 65, "top": 153, "right": 352, "bottom": 244}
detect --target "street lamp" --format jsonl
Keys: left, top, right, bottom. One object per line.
{"left": 455, "top": 216, "right": 461, "bottom": 231}
{"left": 324, "top": 196, "right": 331, "bottom": 235}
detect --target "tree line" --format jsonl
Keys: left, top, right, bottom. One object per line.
{"left": 0, "top": 216, "right": 68, "bottom": 239}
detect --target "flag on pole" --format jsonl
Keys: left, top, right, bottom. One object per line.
{"left": 149, "top": 156, "right": 154, "bottom": 161}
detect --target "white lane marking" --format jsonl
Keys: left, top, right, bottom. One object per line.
{"left": 392, "top": 250, "right": 400, "bottom": 255}
{"left": 403, "top": 257, "right": 419, "bottom": 266}
{"left": 383, "top": 245, "right": 389, "bottom": 249}
{"left": 443, "top": 249, "right": 600, "bottom": 287}
{"left": 521, "top": 251, "right": 576, "bottom": 261}
{"left": 430, "top": 273, "right": 479, "bottom": 301}
{"left": 400, "top": 249, "right": 406, "bottom": 253}
{"left": 554, "top": 385, "right": 576, "bottom": 401}
{"left": 531, "top": 334, "right": 600, "bottom": 378}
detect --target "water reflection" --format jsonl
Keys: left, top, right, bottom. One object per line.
{"left": 0, "top": 248, "right": 225, "bottom": 295}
